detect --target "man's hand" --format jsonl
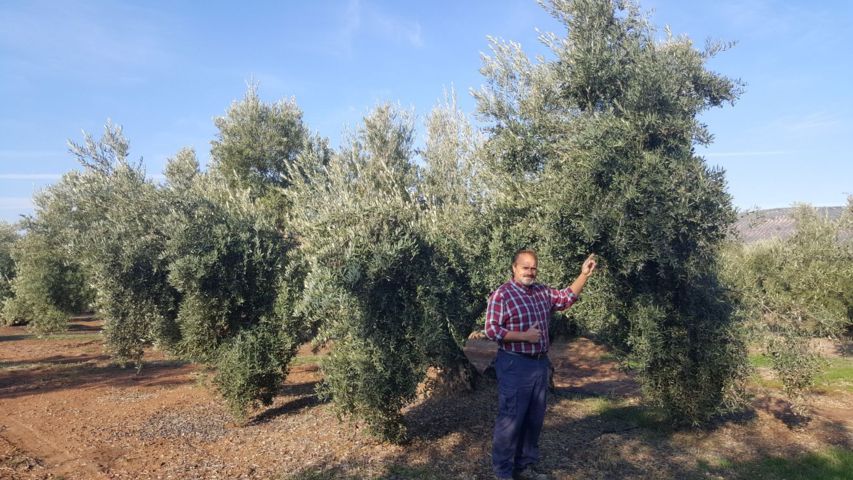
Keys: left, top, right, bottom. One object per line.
{"left": 503, "top": 325, "right": 543, "bottom": 344}
{"left": 581, "top": 254, "right": 596, "bottom": 277}
{"left": 520, "top": 325, "right": 542, "bottom": 343}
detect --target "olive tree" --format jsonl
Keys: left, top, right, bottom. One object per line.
{"left": 472, "top": 0, "right": 749, "bottom": 423}
{"left": 419, "top": 90, "right": 492, "bottom": 330}
{"left": 161, "top": 151, "right": 303, "bottom": 417}
{"left": 49, "top": 109, "right": 310, "bottom": 416}
{"left": 288, "top": 104, "right": 481, "bottom": 441}
{"left": 59, "top": 123, "right": 179, "bottom": 364}
{"left": 1, "top": 179, "right": 96, "bottom": 334}
{"left": 0, "top": 222, "right": 19, "bottom": 323}
{"left": 1, "top": 227, "right": 92, "bottom": 333}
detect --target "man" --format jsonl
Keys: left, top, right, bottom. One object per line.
{"left": 484, "top": 249, "right": 596, "bottom": 480}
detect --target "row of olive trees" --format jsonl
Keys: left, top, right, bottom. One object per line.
{"left": 0, "top": 96, "right": 312, "bottom": 417}
{"left": 3, "top": 0, "right": 756, "bottom": 438}
{"left": 720, "top": 202, "right": 853, "bottom": 405}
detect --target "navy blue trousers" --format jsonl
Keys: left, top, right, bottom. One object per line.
{"left": 492, "top": 349, "right": 550, "bottom": 478}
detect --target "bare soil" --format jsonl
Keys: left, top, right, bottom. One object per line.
{"left": 1, "top": 319, "right": 850, "bottom": 479}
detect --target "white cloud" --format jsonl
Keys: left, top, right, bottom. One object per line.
{"left": 717, "top": 0, "right": 845, "bottom": 45}
{"left": 370, "top": 9, "right": 423, "bottom": 48}
{"left": 331, "top": 0, "right": 423, "bottom": 57}
{"left": 774, "top": 112, "right": 844, "bottom": 134}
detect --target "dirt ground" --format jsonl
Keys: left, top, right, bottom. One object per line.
{"left": 1, "top": 319, "right": 850, "bottom": 480}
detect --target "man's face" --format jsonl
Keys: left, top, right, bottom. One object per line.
{"left": 512, "top": 253, "right": 538, "bottom": 286}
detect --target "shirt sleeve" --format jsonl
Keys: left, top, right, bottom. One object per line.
{"left": 549, "top": 286, "right": 578, "bottom": 312}
{"left": 484, "top": 289, "right": 510, "bottom": 342}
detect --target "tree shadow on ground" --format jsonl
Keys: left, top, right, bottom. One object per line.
{"left": 753, "top": 396, "right": 812, "bottom": 429}
{"left": 248, "top": 380, "right": 327, "bottom": 425}
{"left": 0, "top": 334, "right": 33, "bottom": 342}
{"left": 0, "top": 357, "right": 194, "bottom": 400}
{"left": 284, "top": 463, "right": 447, "bottom": 480}
{"left": 66, "top": 323, "right": 102, "bottom": 333}
{"left": 0, "top": 353, "right": 111, "bottom": 369}
{"left": 552, "top": 380, "right": 638, "bottom": 398}
{"left": 833, "top": 340, "right": 852, "bottom": 357}
{"left": 286, "top": 381, "right": 851, "bottom": 479}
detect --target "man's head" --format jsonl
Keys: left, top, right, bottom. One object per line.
{"left": 512, "top": 248, "right": 538, "bottom": 286}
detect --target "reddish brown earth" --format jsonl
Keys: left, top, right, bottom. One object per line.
{"left": 1, "top": 319, "right": 850, "bottom": 480}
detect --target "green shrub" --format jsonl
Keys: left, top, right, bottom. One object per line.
{"left": 2, "top": 228, "right": 92, "bottom": 334}
{"left": 214, "top": 321, "right": 291, "bottom": 420}
{"left": 164, "top": 180, "right": 288, "bottom": 362}
{"left": 766, "top": 332, "right": 826, "bottom": 405}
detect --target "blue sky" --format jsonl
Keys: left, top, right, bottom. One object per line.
{"left": 1, "top": 0, "right": 850, "bottom": 224}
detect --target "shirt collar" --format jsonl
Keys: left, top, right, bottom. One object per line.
{"left": 509, "top": 278, "right": 534, "bottom": 293}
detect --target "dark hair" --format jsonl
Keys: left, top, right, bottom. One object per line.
{"left": 512, "top": 248, "right": 538, "bottom": 267}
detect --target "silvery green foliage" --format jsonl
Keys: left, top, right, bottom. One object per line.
{"left": 473, "top": 0, "right": 747, "bottom": 423}
{"left": 64, "top": 122, "right": 178, "bottom": 365}
{"left": 288, "top": 104, "right": 480, "bottom": 441}
{"left": 419, "top": 91, "right": 492, "bottom": 327}
{"left": 722, "top": 203, "right": 852, "bottom": 338}
{"left": 161, "top": 153, "right": 300, "bottom": 417}
{"left": 210, "top": 85, "right": 309, "bottom": 198}
{"left": 0, "top": 223, "right": 18, "bottom": 319}
{"left": 421, "top": 89, "right": 483, "bottom": 209}
{"left": 1, "top": 169, "right": 96, "bottom": 333}
{"left": 1, "top": 227, "right": 92, "bottom": 333}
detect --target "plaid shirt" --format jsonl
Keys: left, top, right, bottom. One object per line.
{"left": 484, "top": 279, "right": 578, "bottom": 354}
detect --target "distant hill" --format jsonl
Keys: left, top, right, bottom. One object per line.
{"left": 734, "top": 206, "right": 846, "bottom": 244}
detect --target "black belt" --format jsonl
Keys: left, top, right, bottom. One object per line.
{"left": 501, "top": 349, "right": 548, "bottom": 361}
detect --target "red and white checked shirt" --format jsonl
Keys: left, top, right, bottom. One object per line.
{"left": 484, "top": 279, "right": 578, "bottom": 354}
